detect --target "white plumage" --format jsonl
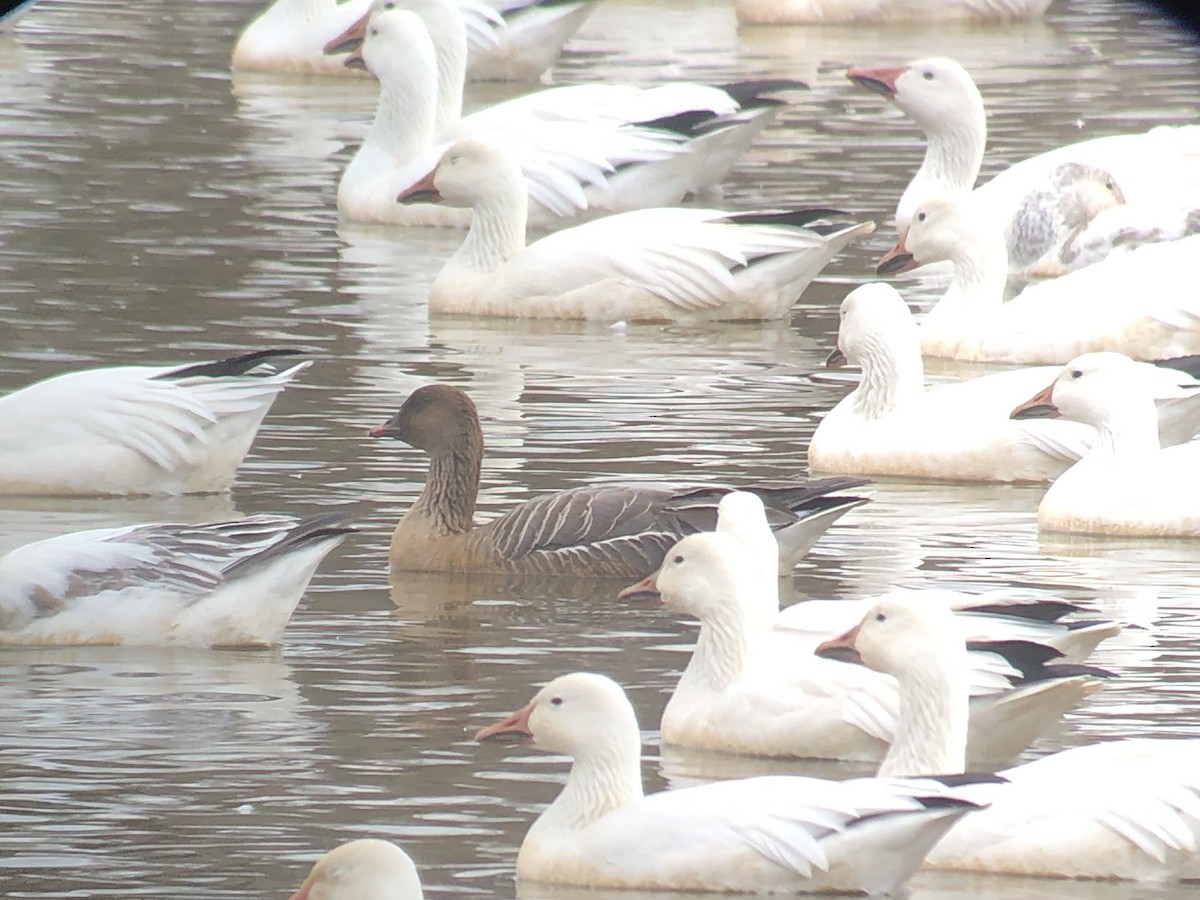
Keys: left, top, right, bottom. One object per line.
{"left": 404, "top": 138, "right": 872, "bottom": 321}
{"left": 0, "top": 515, "right": 351, "bottom": 647}
{"left": 0, "top": 350, "right": 309, "bottom": 496}
{"left": 808, "top": 283, "right": 1200, "bottom": 480}
{"left": 475, "top": 670, "right": 990, "bottom": 894}
{"left": 818, "top": 593, "right": 1200, "bottom": 882}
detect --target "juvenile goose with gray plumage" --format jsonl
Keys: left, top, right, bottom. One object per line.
{"left": 369, "top": 384, "right": 867, "bottom": 576}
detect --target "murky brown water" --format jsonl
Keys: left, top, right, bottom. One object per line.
{"left": 1, "top": 0, "right": 1199, "bottom": 896}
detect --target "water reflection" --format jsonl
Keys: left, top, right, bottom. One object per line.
{"left": 0, "top": 0, "right": 1198, "bottom": 896}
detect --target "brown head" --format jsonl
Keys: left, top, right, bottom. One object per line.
{"left": 369, "top": 384, "right": 482, "bottom": 455}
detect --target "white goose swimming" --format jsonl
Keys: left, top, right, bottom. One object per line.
{"left": 336, "top": 2, "right": 798, "bottom": 228}
{"left": 475, "top": 670, "right": 993, "bottom": 894}
{"left": 289, "top": 839, "right": 424, "bottom": 899}
{"left": 878, "top": 192, "right": 1200, "bottom": 364}
{"left": 0, "top": 515, "right": 351, "bottom": 647}
{"left": 817, "top": 593, "right": 1200, "bottom": 881}
{"left": 849, "top": 57, "right": 1200, "bottom": 274}
{"left": 736, "top": 0, "right": 1050, "bottom": 24}
{"left": 1012, "top": 352, "right": 1200, "bottom": 537}
{"left": 234, "top": 0, "right": 593, "bottom": 81}
{"left": 622, "top": 500, "right": 1113, "bottom": 764}
{"left": 0, "top": 349, "right": 309, "bottom": 496}
{"left": 399, "top": 138, "right": 872, "bottom": 321}
{"left": 807, "top": 284, "right": 1200, "bottom": 481}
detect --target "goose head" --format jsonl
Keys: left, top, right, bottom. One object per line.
{"left": 369, "top": 384, "right": 480, "bottom": 455}
{"left": 878, "top": 192, "right": 996, "bottom": 275}
{"left": 437, "top": 138, "right": 523, "bottom": 207}
{"left": 289, "top": 838, "right": 424, "bottom": 900}
{"left": 346, "top": 7, "right": 436, "bottom": 83}
{"left": 1011, "top": 352, "right": 1149, "bottom": 429}
{"left": 475, "top": 672, "right": 640, "bottom": 759}
{"left": 850, "top": 58, "right": 983, "bottom": 136}
{"left": 831, "top": 283, "right": 919, "bottom": 368}
{"left": 1047, "top": 161, "right": 1125, "bottom": 220}
{"left": 325, "top": 0, "right": 389, "bottom": 56}
{"left": 816, "top": 591, "right": 962, "bottom": 678}
{"left": 651, "top": 531, "right": 751, "bottom": 622}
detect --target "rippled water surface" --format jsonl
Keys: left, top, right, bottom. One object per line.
{"left": 2, "top": 0, "right": 1200, "bottom": 896}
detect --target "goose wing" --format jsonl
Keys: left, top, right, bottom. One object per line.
{"left": 0, "top": 516, "right": 301, "bottom": 628}
{"left": 0, "top": 350, "right": 308, "bottom": 472}
{"left": 519, "top": 208, "right": 851, "bottom": 311}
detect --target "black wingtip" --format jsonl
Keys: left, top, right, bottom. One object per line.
{"left": 159, "top": 349, "right": 305, "bottom": 380}
{"left": 726, "top": 208, "right": 848, "bottom": 229}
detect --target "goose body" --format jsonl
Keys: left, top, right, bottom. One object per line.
{"left": 0, "top": 349, "right": 309, "bottom": 496}
{"left": 849, "top": 57, "right": 1200, "bottom": 274}
{"left": 336, "top": 3, "right": 797, "bottom": 228}
{"left": 880, "top": 193, "right": 1200, "bottom": 364}
{"left": 234, "top": 0, "right": 374, "bottom": 76}
{"left": 625, "top": 497, "right": 1112, "bottom": 764}
{"left": 0, "top": 515, "right": 351, "bottom": 647}
{"left": 1012, "top": 353, "right": 1200, "bottom": 537}
{"left": 369, "top": 384, "right": 868, "bottom": 577}
{"left": 736, "top": 0, "right": 1050, "bottom": 24}
{"left": 404, "top": 139, "right": 872, "bottom": 321}
{"left": 234, "top": 0, "right": 589, "bottom": 80}
{"left": 289, "top": 839, "right": 424, "bottom": 899}
{"left": 475, "top": 671, "right": 991, "bottom": 894}
{"left": 817, "top": 593, "right": 1200, "bottom": 881}
{"left": 808, "top": 284, "right": 1200, "bottom": 480}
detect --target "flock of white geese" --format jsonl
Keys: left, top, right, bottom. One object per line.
{"left": 3, "top": 0, "right": 1200, "bottom": 896}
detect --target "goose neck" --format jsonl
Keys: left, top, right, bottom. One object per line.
{"left": 879, "top": 649, "right": 969, "bottom": 778}
{"left": 684, "top": 601, "right": 755, "bottom": 693}
{"left": 1084, "top": 397, "right": 1161, "bottom": 461}
{"left": 920, "top": 115, "right": 985, "bottom": 193}
{"left": 930, "top": 227, "right": 1008, "bottom": 319}
{"left": 452, "top": 191, "right": 528, "bottom": 278}
{"left": 411, "top": 441, "right": 480, "bottom": 536}
{"left": 534, "top": 738, "right": 644, "bottom": 833}
{"left": 365, "top": 75, "right": 438, "bottom": 168}
{"left": 851, "top": 333, "right": 926, "bottom": 420}
{"left": 420, "top": 2, "right": 467, "bottom": 133}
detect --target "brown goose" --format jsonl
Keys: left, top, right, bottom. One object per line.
{"left": 368, "top": 384, "right": 868, "bottom": 577}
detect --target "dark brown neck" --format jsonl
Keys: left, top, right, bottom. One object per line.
{"left": 411, "top": 434, "right": 481, "bottom": 536}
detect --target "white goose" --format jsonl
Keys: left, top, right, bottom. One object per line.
{"left": 879, "top": 192, "right": 1200, "bottom": 364}
{"left": 0, "top": 349, "right": 309, "bottom": 496}
{"left": 807, "top": 284, "right": 1200, "bottom": 481}
{"left": 849, "top": 57, "right": 1200, "bottom": 274}
{"left": 335, "top": 2, "right": 797, "bottom": 227}
{"left": 289, "top": 839, "right": 424, "bottom": 899}
{"left": 817, "top": 593, "right": 1200, "bottom": 881}
{"left": 623, "top": 511, "right": 1112, "bottom": 764}
{"left": 736, "top": 0, "right": 1050, "bottom": 24}
{"left": 234, "top": 0, "right": 591, "bottom": 81}
{"left": 475, "top": 670, "right": 992, "bottom": 894}
{"left": 0, "top": 515, "right": 351, "bottom": 647}
{"left": 1012, "top": 353, "right": 1200, "bottom": 537}
{"left": 399, "top": 138, "right": 872, "bottom": 321}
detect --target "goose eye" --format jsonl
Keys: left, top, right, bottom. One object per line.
{"left": 917, "top": 211, "right": 926, "bottom": 222}
{"left": 922, "top": 70, "right": 934, "bottom": 80}
{"left": 550, "top": 697, "right": 563, "bottom": 706}
{"left": 874, "top": 612, "right": 887, "bottom": 623}
{"left": 1071, "top": 369, "right": 1083, "bottom": 379}
{"left": 673, "top": 554, "right": 684, "bottom": 564}
{"left": 369, "top": 26, "right": 378, "bottom": 36}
